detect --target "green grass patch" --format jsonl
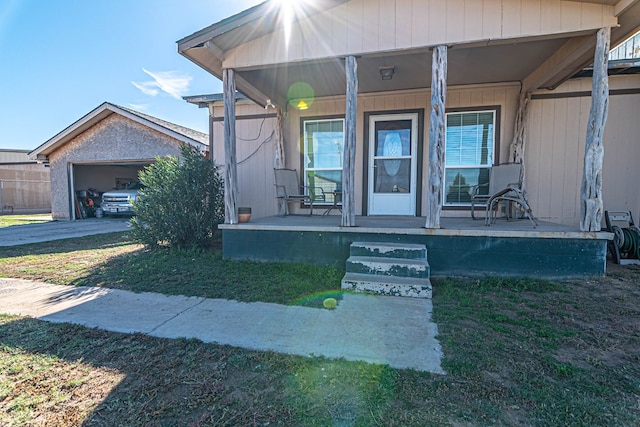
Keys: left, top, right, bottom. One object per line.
{"left": 0, "top": 232, "right": 344, "bottom": 305}
{"left": 1, "top": 235, "right": 640, "bottom": 425}
{"left": 0, "top": 214, "right": 52, "bottom": 228}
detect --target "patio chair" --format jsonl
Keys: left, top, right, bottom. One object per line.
{"left": 470, "top": 163, "right": 538, "bottom": 227}
{"left": 274, "top": 168, "right": 325, "bottom": 215}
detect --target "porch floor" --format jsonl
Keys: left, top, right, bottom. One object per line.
{"left": 227, "top": 214, "right": 592, "bottom": 238}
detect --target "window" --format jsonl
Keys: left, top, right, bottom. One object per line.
{"left": 444, "top": 110, "right": 495, "bottom": 205}
{"left": 303, "top": 118, "right": 344, "bottom": 203}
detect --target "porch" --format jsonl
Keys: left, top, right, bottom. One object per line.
{"left": 220, "top": 215, "right": 612, "bottom": 279}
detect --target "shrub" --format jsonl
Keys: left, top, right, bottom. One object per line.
{"left": 130, "top": 144, "right": 224, "bottom": 249}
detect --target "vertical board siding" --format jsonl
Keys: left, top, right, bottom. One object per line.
{"left": 218, "top": 77, "right": 640, "bottom": 227}
{"left": 540, "top": 0, "right": 561, "bottom": 33}
{"left": 446, "top": 0, "right": 465, "bottom": 42}
{"left": 464, "top": 0, "right": 484, "bottom": 41}
{"left": 521, "top": 0, "right": 542, "bottom": 36}
{"left": 502, "top": 0, "right": 523, "bottom": 38}
{"left": 224, "top": 0, "right": 616, "bottom": 69}
{"left": 346, "top": 0, "right": 364, "bottom": 54}
{"left": 212, "top": 104, "right": 278, "bottom": 219}
{"left": 280, "top": 84, "right": 519, "bottom": 216}
{"left": 549, "top": 97, "right": 569, "bottom": 222}
{"left": 395, "top": 0, "right": 413, "bottom": 47}
{"left": 527, "top": 76, "right": 640, "bottom": 227}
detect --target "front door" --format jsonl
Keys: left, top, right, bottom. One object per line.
{"left": 368, "top": 113, "right": 418, "bottom": 215}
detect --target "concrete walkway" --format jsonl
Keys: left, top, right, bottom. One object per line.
{"left": 0, "top": 278, "right": 444, "bottom": 373}
{"left": 0, "top": 218, "right": 130, "bottom": 246}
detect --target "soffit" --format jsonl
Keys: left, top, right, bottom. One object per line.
{"left": 237, "top": 37, "right": 569, "bottom": 107}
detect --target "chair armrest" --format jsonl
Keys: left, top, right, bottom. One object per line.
{"left": 471, "top": 182, "right": 489, "bottom": 197}
{"left": 301, "top": 185, "right": 326, "bottom": 202}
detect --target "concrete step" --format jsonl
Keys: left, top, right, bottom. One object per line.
{"left": 341, "top": 273, "right": 432, "bottom": 298}
{"left": 345, "top": 256, "right": 430, "bottom": 279}
{"left": 349, "top": 241, "right": 427, "bottom": 260}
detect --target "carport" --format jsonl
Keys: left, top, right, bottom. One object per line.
{"left": 30, "top": 102, "right": 208, "bottom": 220}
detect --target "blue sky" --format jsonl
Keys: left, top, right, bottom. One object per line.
{"left": 0, "top": 0, "right": 264, "bottom": 150}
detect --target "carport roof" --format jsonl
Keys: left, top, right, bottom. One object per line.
{"left": 29, "top": 102, "right": 208, "bottom": 160}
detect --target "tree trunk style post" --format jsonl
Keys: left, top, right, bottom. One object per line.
{"left": 208, "top": 103, "right": 215, "bottom": 163}
{"left": 580, "top": 28, "right": 610, "bottom": 232}
{"left": 274, "top": 108, "right": 287, "bottom": 216}
{"left": 509, "top": 91, "right": 532, "bottom": 188}
{"left": 342, "top": 55, "right": 358, "bottom": 227}
{"left": 425, "top": 45, "right": 448, "bottom": 229}
{"left": 223, "top": 68, "right": 238, "bottom": 224}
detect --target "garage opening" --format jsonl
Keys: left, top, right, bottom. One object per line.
{"left": 70, "top": 161, "right": 152, "bottom": 219}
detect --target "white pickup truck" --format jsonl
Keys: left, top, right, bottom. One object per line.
{"left": 98, "top": 182, "right": 143, "bottom": 216}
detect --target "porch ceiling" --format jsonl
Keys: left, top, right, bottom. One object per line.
{"left": 237, "top": 37, "right": 569, "bottom": 107}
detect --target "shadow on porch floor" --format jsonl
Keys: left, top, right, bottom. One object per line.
{"left": 234, "top": 214, "right": 581, "bottom": 235}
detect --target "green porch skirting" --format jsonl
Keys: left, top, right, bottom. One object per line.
{"left": 220, "top": 225, "right": 610, "bottom": 279}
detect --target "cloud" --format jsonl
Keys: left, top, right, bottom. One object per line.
{"left": 131, "top": 81, "right": 159, "bottom": 97}
{"left": 131, "top": 68, "right": 192, "bottom": 99}
{"left": 127, "top": 103, "right": 149, "bottom": 111}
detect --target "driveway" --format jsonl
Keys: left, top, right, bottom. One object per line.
{"left": 0, "top": 218, "right": 130, "bottom": 246}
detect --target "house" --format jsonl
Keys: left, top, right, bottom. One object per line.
{"left": 178, "top": 0, "right": 640, "bottom": 280}
{"left": 0, "top": 149, "right": 50, "bottom": 214}
{"left": 29, "top": 102, "right": 208, "bottom": 220}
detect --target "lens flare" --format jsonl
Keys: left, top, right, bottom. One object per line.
{"left": 288, "top": 81, "right": 315, "bottom": 110}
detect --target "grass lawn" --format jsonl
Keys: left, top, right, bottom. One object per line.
{"left": 0, "top": 214, "right": 52, "bottom": 228}
{"left": 0, "top": 232, "right": 639, "bottom": 426}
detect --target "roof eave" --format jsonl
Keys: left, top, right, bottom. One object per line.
{"left": 177, "top": 1, "right": 271, "bottom": 52}
{"left": 30, "top": 103, "right": 208, "bottom": 160}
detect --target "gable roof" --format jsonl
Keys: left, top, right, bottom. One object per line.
{"left": 178, "top": 0, "right": 640, "bottom": 108}
{"left": 30, "top": 102, "right": 208, "bottom": 160}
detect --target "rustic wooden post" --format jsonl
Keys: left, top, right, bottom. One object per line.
{"left": 223, "top": 68, "right": 238, "bottom": 224}
{"left": 425, "top": 45, "right": 447, "bottom": 229}
{"left": 274, "top": 108, "right": 287, "bottom": 216}
{"left": 580, "top": 28, "right": 610, "bottom": 232}
{"left": 208, "top": 103, "right": 215, "bottom": 163}
{"left": 509, "top": 91, "right": 532, "bottom": 164}
{"left": 509, "top": 91, "right": 532, "bottom": 188}
{"left": 342, "top": 55, "right": 357, "bottom": 227}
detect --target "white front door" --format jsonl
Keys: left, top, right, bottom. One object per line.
{"left": 368, "top": 113, "right": 418, "bottom": 215}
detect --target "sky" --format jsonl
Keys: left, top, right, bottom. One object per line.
{"left": 0, "top": 0, "right": 266, "bottom": 151}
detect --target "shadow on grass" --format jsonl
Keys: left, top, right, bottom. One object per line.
{"left": 69, "top": 244, "right": 345, "bottom": 306}
{"left": 2, "top": 267, "right": 640, "bottom": 426}
{"left": 0, "top": 316, "right": 413, "bottom": 427}
{"left": 0, "top": 232, "right": 132, "bottom": 259}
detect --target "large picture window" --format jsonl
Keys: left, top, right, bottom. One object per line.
{"left": 303, "top": 118, "right": 344, "bottom": 203}
{"left": 444, "top": 110, "right": 496, "bottom": 205}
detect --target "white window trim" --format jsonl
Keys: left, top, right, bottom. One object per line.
{"left": 443, "top": 109, "right": 496, "bottom": 207}
{"left": 303, "top": 118, "right": 345, "bottom": 205}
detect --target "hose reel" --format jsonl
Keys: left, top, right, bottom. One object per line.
{"left": 605, "top": 211, "right": 640, "bottom": 265}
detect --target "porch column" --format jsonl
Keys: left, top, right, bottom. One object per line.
{"left": 223, "top": 68, "right": 238, "bottom": 224}
{"left": 508, "top": 91, "right": 532, "bottom": 187}
{"left": 274, "top": 108, "right": 287, "bottom": 216}
{"left": 342, "top": 55, "right": 357, "bottom": 227}
{"left": 580, "top": 28, "right": 610, "bottom": 232}
{"left": 208, "top": 103, "right": 215, "bottom": 162}
{"left": 425, "top": 45, "right": 448, "bottom": 229}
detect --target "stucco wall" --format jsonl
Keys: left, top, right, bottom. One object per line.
{"left": 49, "top": 114, "right": 185, "bottom": 220}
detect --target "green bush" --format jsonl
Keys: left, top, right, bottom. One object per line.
{"left": 130, "top": 144, "right": 224, "bottom": 249}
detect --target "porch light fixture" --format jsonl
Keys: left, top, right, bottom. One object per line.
{"left": 379, "top": 65, "right": 395, "bottom": 80}
{"left": 296, "top": 100, "right": 309, "bottom": 110}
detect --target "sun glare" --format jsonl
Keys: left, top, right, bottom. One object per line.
{"left": 271, "top": 0, "right": 306, "bottom": 48}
